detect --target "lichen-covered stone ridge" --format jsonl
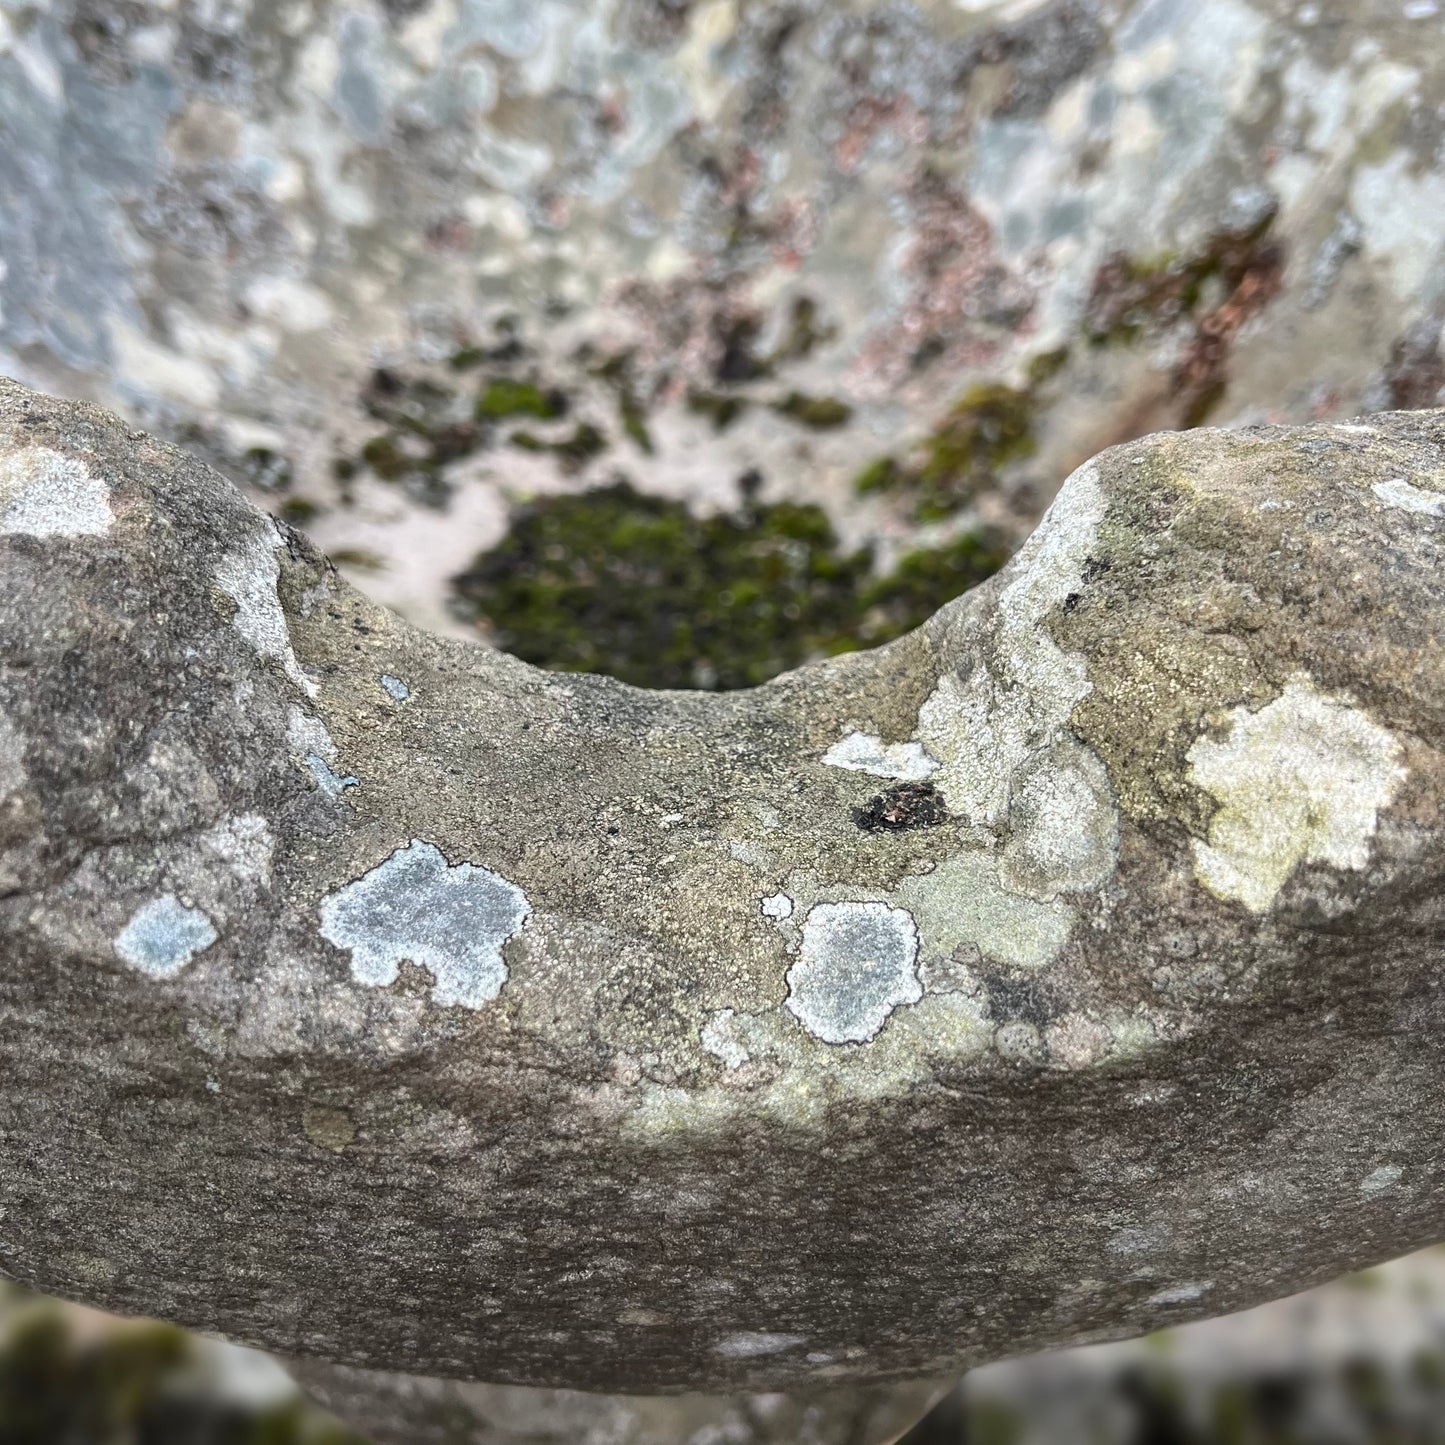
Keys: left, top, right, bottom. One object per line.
{"left": 1, "top": 379, "right": 1444, "bottom": 1396}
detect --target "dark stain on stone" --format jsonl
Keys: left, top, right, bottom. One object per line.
{"left": 853, "top": 781, "right": 950, "bottom": 833}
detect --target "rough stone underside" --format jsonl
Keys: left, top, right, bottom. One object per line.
{"left": 1, "top": 379, "right": 1444, "bottom": 1397}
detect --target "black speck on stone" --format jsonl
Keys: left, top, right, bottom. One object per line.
{"left": 853, "top": 781, "right": 949, "bottom": 832}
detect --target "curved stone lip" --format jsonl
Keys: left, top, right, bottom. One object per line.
{"left": 2, "top": 378, "right": 1443, "bottom": 1392}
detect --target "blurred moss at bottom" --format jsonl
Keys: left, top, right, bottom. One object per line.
{"left": 0, "top": 1283, "right": 358, "bottom": 1445}
{"left": 450, "top": 481, "right": 1009, "bottom": 691}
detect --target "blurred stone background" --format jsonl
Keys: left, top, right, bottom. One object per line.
{"left": 3, "top": 0, "right": 1445, "bottom": 1437}
{"left": 10, "top": 1252, "right": 1445, "bottom": 1442}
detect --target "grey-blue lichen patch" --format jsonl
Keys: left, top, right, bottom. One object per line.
{"left": 306, "top": 755, "right": 359, "bottom": 797}
{"left": 380, "top": 673, "right": 411, "bottom": 702}
{"left": 0, "top": 445, "right": 112, "bottom": 537}
{"left": 1187, "top": 677, "right": 1407, "bottom": 913}
{"left": 785, "top": 901, "right": 922, "bottom": 1045}
{"left": 318, "top": 840, "right": 531, "bottom": 1009}
{"left": 214, "top": 522, "right": 316, "bottom": 697}
{"left": 1361, "top": 1164, "right": 1403, "bottom": 1193}
{"left": 287, "top": 707, "right": 357, "bottom": 798}
{"left": 761, "top": 892, "right": 794, "bottom": 922}
{"left": 115, "top": 895, "right": 218, "bottom": 977}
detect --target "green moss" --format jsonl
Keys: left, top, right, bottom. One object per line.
{"left": 916, "top": 383, "right": 1037, "bottom": 514}
{"left": 770, "top": 295, "right": 835, "bottom": 363}
{"left": 856, "top": 532, "right": 1010, "bottom": 639}
{"left": 0, "top": 1289, "right": 362, "bottom": 1444}
{"left": 451, "top": 481, "right": 1008, "bottom": 690}
{"left": 507, "top": 422, "right": 608, "bottom": 472}
{"left": 475, "top": 378, "right": 568, "bottom": 422}
{"left": 279, "top": 497, "right": 319, "bottom": 524}
{"left": 687, "top": 389, "right": 751, "bottom": 432}
{"left": 854, "top": 457, "right": 902, "bottom": 494}
{"left": 1025, "top": 347, "right": 1070, "bottom": 387}
{"left": 360, "top": 434, "right": 412, "bottom": 481}
{"left": 772, "top": 391, "right": 853, "bottom": 429}
{"left": 964, "top": 1400, "right": 1022, "bottom": 1445}
{"left": 856, "top": 382, "right": 1039, "bottom": 520}
{"left": 329, "top": 548, "right": 387, "bottom": 573}
{"left": 621, "top": 404, "right": 654, "bottom": 453}
{"left": 239, "top": 447, "right": 292, "bottom": 493}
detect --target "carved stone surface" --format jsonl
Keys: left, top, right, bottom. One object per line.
{"left": 1, "top": 377, "right": 1442, "bottom": 1394}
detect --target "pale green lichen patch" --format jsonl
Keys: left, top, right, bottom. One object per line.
{"left": 214, "top": 522, "right": 316, "bottom": 697}
{"left": 318, "top": 840, "right": 530, "bottom": 1008}
{"left": 115, "top": 895, "right": 218, "bottom": 977}
{"left": 1187, "top": 678, "right": 1407, "bottom": 913}
{"left": 0, "top": 446, "right": 112, "bottom": 537}
{"left": 699, "top": 1009, "right": 751, "bottom": 1069}
{"left": 897, "top": 852, "right": 1075, "bottom": 971}
{"left": 998, "top": 739, "right": 1119, "bottom": 901}
{"left": 1372, "top": 476, "right": 1445, "bottom": 517}
{"left": 917, "top": 461, "right": 1106, "bottom": 826}
{"left": 785, "top": 901, "right": 922, "bottom": 1044}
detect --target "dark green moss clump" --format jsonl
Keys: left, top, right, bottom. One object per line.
{"left": 687, "top": 389, "right": 751, "bottom": 432}
{"left": 0, "top": 1289, "right": 362, "bottom": 1445}
{"left": 855, "top": 382, "right": 1041, "bottom": 521}
{"left": 772, "top": 392, "right": 853, "bottom": 429}
{"left": 476, "top": 378, "right": 568, "bottom": 422}
{"left": 508, "top": 422, "right": 608, "bottom": 472}
{"left": 451, "top": 481, "right": 1007, "bottom": 690}
{"left": 238, "top": 447, "right": 292, "bottom": 493}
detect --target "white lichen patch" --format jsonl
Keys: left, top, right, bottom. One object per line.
{"left": 821, "top": 731, "right": 938, "bottom": 781}
{"left": 1361, "top": 1164, "right": 1403, "bottom": 1193}
{"left": 998, "top": 738, "right": 1119, "bottom": 900}
{"left": 1107, "top": 1223, "right": 1170, "bottom": 1257}
{"left": 319, "top": 839, "right": 531, "bottom": 1008}
{"left": 214, "top": 522, "right": 316, "bottom": 696}
{"left": 897, "top": 852, "right": 1075, "bottom": 971}
{"left": 713, "top": 1332, "right": 808, "bottom": 1359}
{"left": 785, "top": 901, "right": 922, "bottom": 1044}
{"left": 1372, "top": 476, "right": 1445, "bottom": 517}
{"left": 1147, "top": 1281, "right": 1211, "bottom": 1307}
{"left": 917, "top": 461, "right": 1108, "bottom": 826}
{"left": 760, "top": 891, "right": 794, "bottom": 921}
{"left": 380, "top": 673, "right": 411, "bottom": 702}
{"left": 1187, "top": 678, "right": 1407, "bottom": 913}
{"left": 115, "top": 895, "right": 218, "bottom": 977}
{"left": 0, "top": 446, "right": 112, "bottom": 537}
